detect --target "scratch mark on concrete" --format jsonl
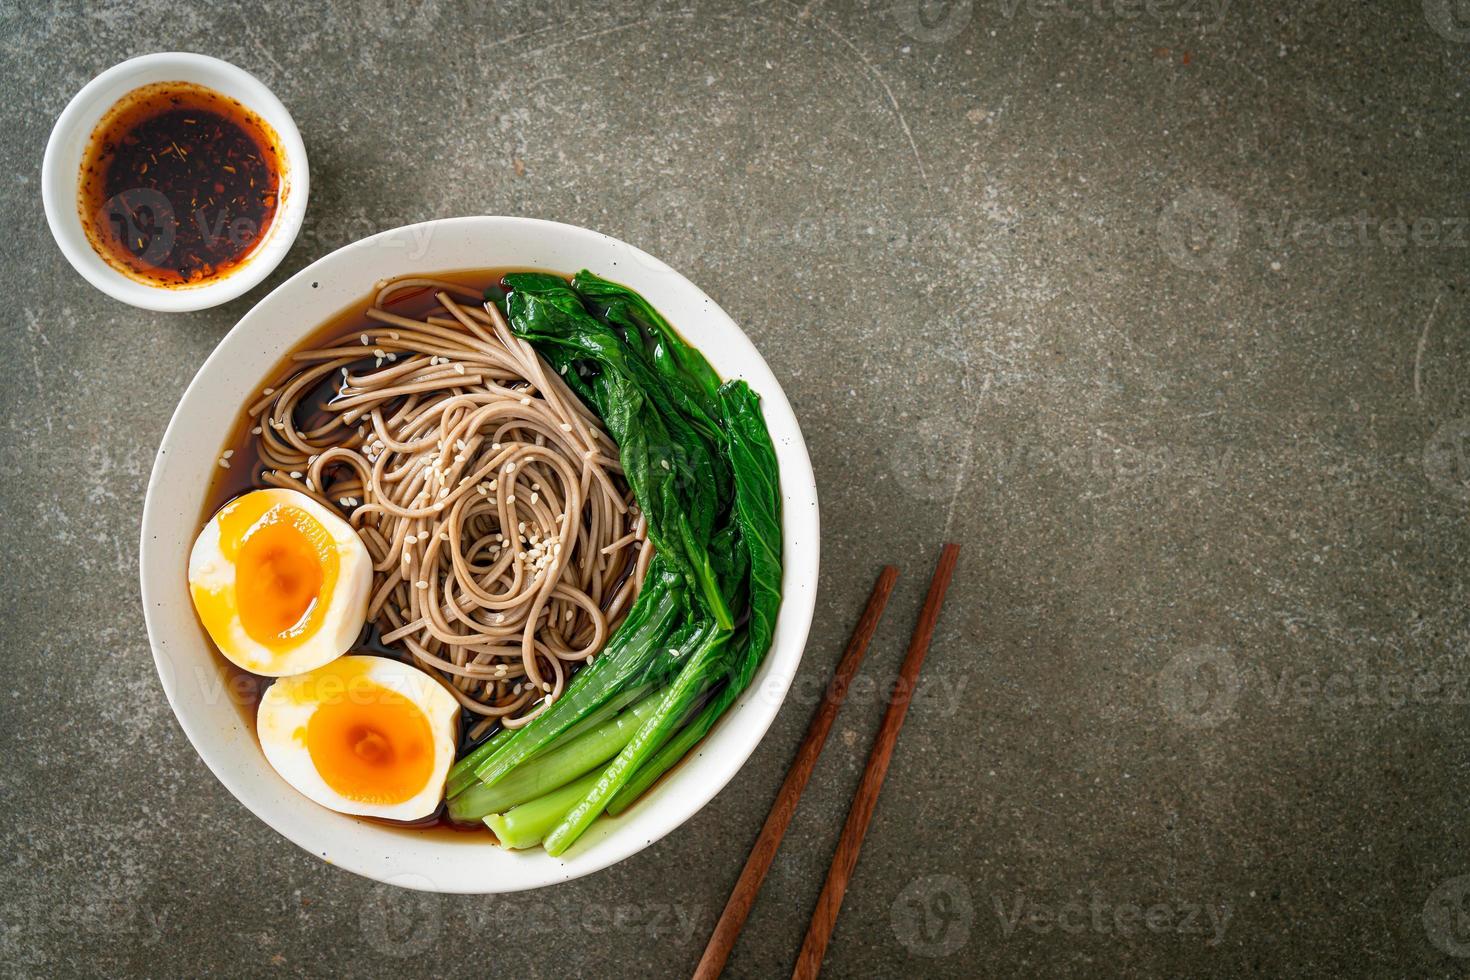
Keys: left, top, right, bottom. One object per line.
{"left": 481, "top": 22, "right": 563, "bottom": 51}
{"left": 942, "top": 371, "right": 992, "bottom": 540}
{"left": 808, "top": 15, "right": 929, "bottom": 187}
{"left": 514, "top": 19, "right": 647, "bottom": 60}
{"left": 1414, "top": 290, "right": 1443, "bottom": 402}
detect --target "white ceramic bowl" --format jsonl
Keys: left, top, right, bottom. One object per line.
{"left": 139, "top": 216, "right": 820, "bottom": 893}
{"left": 43, "top": 53, "right": 309, "bottom": 312}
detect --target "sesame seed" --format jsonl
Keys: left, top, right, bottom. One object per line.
{"left": 405, "top": 534, "right": 418, "bottom": 544}
{"left": 530, "top": 493, "right": 539, "bottom": 504}
{"left": 263, "top": 387, "right": 274, "bottom": 396}
{"left": 360, "top": 334, "right": 369, "bottom": 345}
{"left": 221, "top": 449, "right": 234, "bottom": 458}
{"left": 218, "top": 459, "right": 230, "bottom": 469}
{"left": 454, "top": 364, "right": 465, "bottom": 375}
{"left": 519, "top": 396, "right": 531, "bottom": 406}
{"left": 250, "top": 426, "right": 262, "bottom": 435}
{"left": 559, "top": 422, "right": 573, "bottom": 432}
{"left": 290, "top": 471, "right": 303, "bottom": 479}
{"left": 416, "top": 580, "right": 428, "bottom": 589}
{"left": 660, "top": 459, "right": 671, "bottom": 470}
{"left": 373, "top": 348, "right": 386, "bottom": 358}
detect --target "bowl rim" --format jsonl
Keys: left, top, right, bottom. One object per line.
{"left": 139, "top": 215, "right": 820, "bottom": 892}
{"left": 42, "top": 51, "right": 309, "bottom": 313}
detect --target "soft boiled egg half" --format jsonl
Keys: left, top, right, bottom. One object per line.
{"left": 258, "top": 656, "right": 460, "bottom": 819}
{"left": 189, "top": 488, "right": 372, "bottom": 676}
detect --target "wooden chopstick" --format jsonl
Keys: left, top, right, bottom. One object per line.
{"left": 791, "top": 543, "right": 961, "bottom": 980}
{"left": 692, "top": 566, "right": 901, "bottom": 980}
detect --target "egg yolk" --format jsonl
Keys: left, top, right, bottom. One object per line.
{"left": 305, "top": 679, "right": 435, "bottom": 804}
{"left": 208, "top": 496, "right": 340, "bottom": 651}
{"left": 235, "top": 512, "right": 330, "bottom": 645}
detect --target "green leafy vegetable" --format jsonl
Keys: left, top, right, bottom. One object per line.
{"left": 484, "top": 771, "right": 603, "bottom": 850}
{"left": 448, "top": 692, "right": 665, "bottom": 822}
{"left": 445, "top": 271, "right": 783, "bottom": 856}
{"left": 608, "top": 381, "right": 783, "bottom": 814}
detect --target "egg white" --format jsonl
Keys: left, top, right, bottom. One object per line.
{"left": 189, "top": 487, "right": 371, "bottom": 677}
{"left": 257, "top": 656, "right": 460, "bottom": 821}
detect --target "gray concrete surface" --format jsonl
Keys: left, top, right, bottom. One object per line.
{"left": 3, "top": 1, "right": 1468, "bottom": 976}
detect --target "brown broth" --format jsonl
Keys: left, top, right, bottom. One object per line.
{"left": 79, "top": 81, "right": 284, "bottom": 287}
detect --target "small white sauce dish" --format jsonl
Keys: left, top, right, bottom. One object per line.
{"left": 42, "top": 52, "right": 309, "bottom": 313}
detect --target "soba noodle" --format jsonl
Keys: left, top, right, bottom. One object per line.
{"left": 245, "top": 278, "right": 649, "bottom": 736}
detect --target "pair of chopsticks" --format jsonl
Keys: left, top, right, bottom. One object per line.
{"left": 693, "top": 543, "right": 962, "bottom": 979}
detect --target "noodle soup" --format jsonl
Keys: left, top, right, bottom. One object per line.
{"left": 186, "top": 262, "right": 784, "bottom": 853}
{"left": 201, "top": 269, "right": 645, "bottom": 830}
